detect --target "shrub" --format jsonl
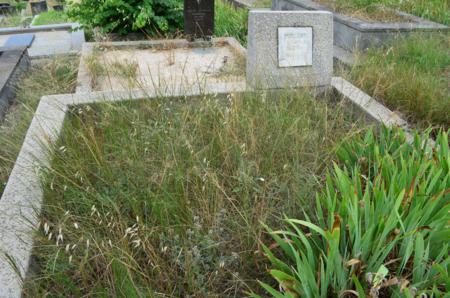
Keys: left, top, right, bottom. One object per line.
{"left": 257, "top": 127, "right": 450, "bottom": 297}
{"left": 66, "top": 0, "right": 183, "bottom": 35}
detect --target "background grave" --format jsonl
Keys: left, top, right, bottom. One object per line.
{"left": 272, "top": 0, "right": 449, "bottom": 52}
{"left": 0, "top": 23, "right": 85, "bottom": 58}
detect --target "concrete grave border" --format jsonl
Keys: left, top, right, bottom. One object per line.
{"left": 272, "top": 0, "right": 449, "bottom": 51}
{"left": 76, "top": 37, "right": 247, "bottom": 94}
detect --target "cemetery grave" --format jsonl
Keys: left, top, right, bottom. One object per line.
{"left": 0, "top": 0, "right": 448, "bottom": 297}
{"left": 272, "top": 0, "right": 449, "bottom": 51}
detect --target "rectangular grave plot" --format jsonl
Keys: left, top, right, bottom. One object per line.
{"left": 184, "top": 0, "right": 215, "bottom": 38}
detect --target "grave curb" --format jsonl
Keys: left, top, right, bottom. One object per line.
{"left": 272, "top": 0, "right": 449, "bottom": 51}
{"left": 0, "top": 76, "right": 411, "bottom": 296}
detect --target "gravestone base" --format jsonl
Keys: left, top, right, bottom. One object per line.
{"left": 246, "top": 9, "right": 333, "bottom": 89}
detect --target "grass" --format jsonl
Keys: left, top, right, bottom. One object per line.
{"left": 23, "top": 90, "right": 361, "bottom": 296}
{"left": 215, "top": 0, "right": 249, "bottom": 45}
{"left": 0, "top": 14, "right": 31, "bottom": 28}
{"left": 0, "top": 57, "right": 79, "bottom": 196}
{"left": 31, "top": 10, "right": 69, "bottom": 26}
{"left": 341, "top": 34, "right": 450, "bottom": 131}
{"left": 316, "top": 0, "right": 449, "bottom": 24}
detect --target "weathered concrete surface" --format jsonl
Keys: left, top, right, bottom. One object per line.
{"left": 77, "top": 37, "right": 247, "bottom": 93}
{"left": 247, "top": 9, "right": 333, "bottom": 89}
{"left": 273, "top": 0, "right": 449, "bottom": 51}
{"left": 0, "top": 47, "right": 30, "bottom": 120}
{"left": 0, "top": 23, "right": 85, "bottom": 58}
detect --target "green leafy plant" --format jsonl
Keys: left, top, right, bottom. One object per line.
{"left": 257, "top": 127, "right": 449, "bottom": 297}
{"left": 66, "top": 0, "right": 183, "bottom": 35}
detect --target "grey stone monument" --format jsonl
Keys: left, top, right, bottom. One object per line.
{"left": 246, "top": 9, "right": 333, "bottom": 89}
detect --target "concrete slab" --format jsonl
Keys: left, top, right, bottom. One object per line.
{"left": 97, "top": 46, "right": 243, "bottom": 91}
{"left": 77, "top": 38, "right": 247, "bottom": 93}
{"left": 26, "top": 30, "right": 72, "bottom": 56}
{"left": 3, "top": 33, "right": 35, "bottom": 49}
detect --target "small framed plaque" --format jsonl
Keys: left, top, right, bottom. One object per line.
{"left": 278, "top": 27, "right": 313, "bottom": 67}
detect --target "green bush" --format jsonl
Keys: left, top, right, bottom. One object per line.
{"left": 66, "top": 0, "right": 183, "bottom": 35}
{"left": 257, "top": 127, "right": 449, "bottom": 297}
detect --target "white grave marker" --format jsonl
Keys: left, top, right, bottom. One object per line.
{"left": 278, "top": 27, "right": 313, "bottom": 67}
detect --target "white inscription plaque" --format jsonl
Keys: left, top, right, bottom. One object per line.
{"left": 278, "top": 27, "right": 313, "bottom": 67}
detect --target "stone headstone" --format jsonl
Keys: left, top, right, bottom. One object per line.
{"left": 53, "top": 5, "right": 64, "bottom": 11}
{"left": 30, "top": 1, "right": 48, "bottom": 15}
{"left": 4, "top": 34, "right": 35, "bottom": 49}
{"left": 246, "top": 9, "right": 333, "bottom": 89}
{"left": 184, "top": 0, "right": 215, "bottom": 39}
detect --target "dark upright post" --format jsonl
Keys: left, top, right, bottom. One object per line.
{"left": 184, "top": 0, "right": 215, "bottom": 40}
